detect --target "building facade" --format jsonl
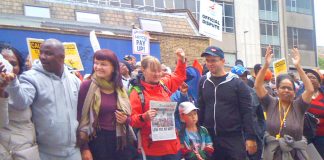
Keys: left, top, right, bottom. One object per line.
{"left": 0, "top": 0, "right": 317, "bottom": 69}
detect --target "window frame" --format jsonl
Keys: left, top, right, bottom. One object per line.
{"left": 75, "top": 11, "right": 101, "bottom": 24}
{"left": 24, "top": 5, "right": 51, "bottom": 18}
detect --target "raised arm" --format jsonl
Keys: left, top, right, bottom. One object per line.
{"left": 291, "top": 48, "right": 314, "bottom": 103}
{"left": 5, "top": 73, "right": 36, "bottom": 109}
{"left": 255, "top": 46, "right": 272, "bottom": 98}
{"left": 161, "top": 48, "right": 187, "bottom": 94}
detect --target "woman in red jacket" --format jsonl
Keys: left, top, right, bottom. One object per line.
{"left": 130, "top": 49, "right": 186, "bottom": 159}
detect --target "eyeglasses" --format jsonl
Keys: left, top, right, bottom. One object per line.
{"left": 279, "top": 86, "right": 294, "bottom": 91}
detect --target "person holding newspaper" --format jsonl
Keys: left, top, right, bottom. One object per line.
{"left": 129, "top": 49, "right": 186, "bottom": 159}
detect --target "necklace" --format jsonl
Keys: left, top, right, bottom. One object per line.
{"left": 276, "top": 101, "right": 291, "bottom": 139}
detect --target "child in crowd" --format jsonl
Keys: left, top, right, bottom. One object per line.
{"left": 179, "top": 102, "right": 214, "bottom": 160}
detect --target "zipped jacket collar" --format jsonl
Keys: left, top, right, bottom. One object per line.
{"left": 203, "top": 71, "right": 238, "bottom": 88}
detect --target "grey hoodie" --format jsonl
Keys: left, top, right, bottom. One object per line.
{"left": 6, "top": 61, "right": 81, "bottom": 157}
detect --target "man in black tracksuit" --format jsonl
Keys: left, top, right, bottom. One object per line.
{"left": 198, "top": 46, "right": 257, "bottom": 160}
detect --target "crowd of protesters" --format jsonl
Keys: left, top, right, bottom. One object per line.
{"left": 0, "top": 38, "right": 324, "bottom": 160}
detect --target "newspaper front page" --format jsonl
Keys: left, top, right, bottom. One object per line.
{"left": 150, "top": 100, "right": 177, "bottom": 141}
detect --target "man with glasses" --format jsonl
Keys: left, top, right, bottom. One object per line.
{"left": 198, "top": 46, "right": 257, "bottom": 160}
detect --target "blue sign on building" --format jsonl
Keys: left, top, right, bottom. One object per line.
{"left": 0, "top": 28, "right": 161, "bottom": 74}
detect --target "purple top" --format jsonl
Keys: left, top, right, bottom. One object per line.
{"left": 77, "top": 80, "right": 117, "bottom": 131}
{"left": 98, "top": 91, "right": 117, "bottom": 130}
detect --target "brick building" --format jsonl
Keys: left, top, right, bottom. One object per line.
{"left": 0, "top": 0, "right": 209, "bottom": 73}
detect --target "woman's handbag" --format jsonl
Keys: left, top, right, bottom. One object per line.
{"left": 303, "top": 112, "right": 318, "bottom": 141}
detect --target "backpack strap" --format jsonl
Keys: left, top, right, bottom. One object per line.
{"left": 130, "top": 85, "right": 145, "bottom": 112}
{"left": 159, "top": 80, "right": 171, "bottom": 95}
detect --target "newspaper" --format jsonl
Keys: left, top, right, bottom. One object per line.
{"left": 150, "top": 100, "right": 177, "bottom": 141}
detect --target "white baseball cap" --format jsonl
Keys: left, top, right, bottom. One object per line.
{"left": 179, "top": 102, "right": 199, "bottom": 114}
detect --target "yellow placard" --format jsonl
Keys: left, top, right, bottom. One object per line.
{"left": 273, "top": 58, "right": 287, "bottom": 77}
{"left": 63, "top": 42, "right": 84, "bottom": 71}
{"left": 26, "top": 38, "right": 44, "bottom": 62}
{"left": 26, "top": 38, "right": 84, "bottom": 71}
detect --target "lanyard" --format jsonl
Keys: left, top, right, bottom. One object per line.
{"left": 276, "top": 101, "right": 291, "bottom": 139}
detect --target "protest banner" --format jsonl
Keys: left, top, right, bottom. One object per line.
{"left": 26, "top": 38, "right": 44, "bottom": 62}
{"left": 63, "top": 42, "right": 84, "bottom": 71}
{"left": 273, "top": 58, "right": 287, "bottom": 78}
{"left": 90, "top": 30, "right": 101, "bottom": 53}
{"left": 132, "top": 29, "right": 150, "bottom": 55}
{"left": 199, "top": 0, "right": 223, "bottom": 41}
{"left": 26, "top": 38, "right": 84, "bottom": 71}
{"left": 150, "top": 100, "right": 177, "bottom": 141}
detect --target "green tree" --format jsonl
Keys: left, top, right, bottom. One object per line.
{"left": 319, "top": 57, "right": 324, "bottom": 69}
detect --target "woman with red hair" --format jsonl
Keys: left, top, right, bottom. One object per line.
{"left": 77, "top": 49, "right": 134, "bottom": 160}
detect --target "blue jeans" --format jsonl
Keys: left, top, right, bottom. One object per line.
{"left": 146, "top": 150, "right": 181, "bottom": 160}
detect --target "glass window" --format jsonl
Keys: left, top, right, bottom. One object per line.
{"left": 197, "top": 0, "right": 200, "bottom": 13}
{"left": 221, "top": 2, "right": 235, "bottom": 33}
{"left": 292, "top": 0, "right": 296, "bottom": 7}
{"left": 260, "top": 21, "right": 279, "bottom": 36}
{"left": 155, "top": 0, "right": 164, "bottom": 8}
{"left": 286, "top": 0, "right": 291, "bottom": 7}
{"left": 273, "top": 23, "right": 278, "bottom": 36}
{"left": 175, "top": 0, "right": 184, "bottom": 8}
{"left": 121, "top": 0, "right": 132, "bottom": 7}
{"left": 186, "top": 0, "right": 196, "bottom": 12}
{"left": 272, "top": 0, "right": 278, "bottom": 11}
{"left": 266, "top": 0, "right": 271, "bottom": 11}
{"left": 146, "top": 0, "right": 154, "bottom": 6}
{"left": 140, "top": 19, "right": 163, "bottom": 32}
{"left": 121, "top": 0, "right": 131, "bottom": 3}
{"left": 24, "top": 6, "right": 50, "bottom": 18}
{"left": 266, "top": 23, "right": 272, "bottom": 35}
{"left": 225, "top": 17, "right": 234, "bottom": 28}
{"left": 225, "top": 28, "right": 234, "bottom": 33}
{"left": 259, "top": 0, "right": 265, "bottom": 10}
{"left": 260, "top": 23, "right": 266, "bottom": 35}
{"left": 110, "top": 0, "right": 121, "bottom": 6}
{"left": 261, "top": 47, "right": 267, "bottom": 57}
{"left": 287, "top": 0, "right": 312, "bottom": 14}
{"left": 260, "top": 0, "right": 278, "bottom": 12}
{"left": 75, "top": 12, "right": 101, "bottom": 23}
{"left": 134, "top": 0, "right": 144, "bottom": 6}
{"left": 298, "top": 28, "right": 314, "bottom": 50}
{"left": 225, "top": 4, "right": 233, "bottom": 17}
{"left": 261, "top": 45, "right": 281, "bottom": 58}
{"left": 287, "top": 27, "right": 314, "bottom": 51}
{"left": 165, "top": 0, "right": 174, "bottom": 9}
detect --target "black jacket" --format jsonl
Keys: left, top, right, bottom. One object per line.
{"left": 198, "top": 72, "right": 256, "bottom": 140}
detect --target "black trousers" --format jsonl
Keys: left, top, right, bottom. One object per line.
{"left": 89, "top": 129, "right": 133, "bottom": 160}
{"left": 207, "top": 128, "right": 247, "bottom": 160}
